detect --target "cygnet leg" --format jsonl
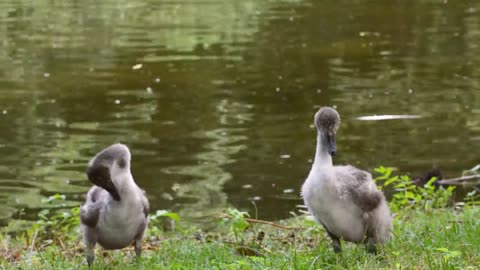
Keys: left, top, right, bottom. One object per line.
{"left": 133, "top": 220, "right": 147, "bottom": 258}
{"left": 364, "top": 227, "right": 377, "bottom": 254}
{"left": 366, "top": 242, "right": 377, "bottom": 254}
{"left": 82, "top": 226, "right": 96, "bottom": 267}
{"left": 365, "top": 236, "right": 377, "bottom": 254}
{"left": 328, "top": 232, "right": 342, "bottom": 253}
{"left": 85, "top": 239, "right": 96, "bottom": 267}
{"left": 134, "top": 239, "right": 142, "bottom": 257}
{"left": 322, "top": 225, "right": 341, "bottom": 253}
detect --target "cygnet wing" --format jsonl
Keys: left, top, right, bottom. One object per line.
{"left": 334, "top": 165, "right": 383, "bottom": 212}
{"left": 80, "top": 186, "right": 107, "bottom": 228}
{"left": 141, "top": 189, "right": 150, "bottom": 218}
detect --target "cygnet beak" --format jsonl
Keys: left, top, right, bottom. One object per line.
{"left": 326, "top": 133, "right": 336, "bottom": 156}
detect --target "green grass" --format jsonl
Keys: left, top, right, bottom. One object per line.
{"left": 1, "top": 167, "right": 477, "bottom": 269}
{"left": 2, "top": 207, "right": 480, "bottom": 270}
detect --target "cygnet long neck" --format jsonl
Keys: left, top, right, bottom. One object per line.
{"left": 114, "top": 172, "right": 138, "bottom": 200}
{"left": 313, "top": 132, "right": 332, "bottom": 167}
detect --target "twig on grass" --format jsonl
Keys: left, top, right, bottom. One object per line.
{"left": 29, "top": 230, "right": 38, "bottom": 252}
{"left": 220, "top": 214, "right": 303, "bottom": 230}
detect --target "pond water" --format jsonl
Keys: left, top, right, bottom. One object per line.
{"left": 0, "top": 0, "right": 479, "bottom": 226}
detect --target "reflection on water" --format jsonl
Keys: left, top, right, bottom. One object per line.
{"left": 1, "top": 0, "right": 480, "bottom": 225}
{"left": 163, "top": 99, "right": 251, "bottom": 225}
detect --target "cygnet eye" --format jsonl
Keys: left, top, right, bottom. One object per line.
{"left": 117, "top": 158, "right": 126, "bottom": 168}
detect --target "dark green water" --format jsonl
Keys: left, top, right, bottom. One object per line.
{"left": 0, "top": 0, "right": 479, "bottom": 225}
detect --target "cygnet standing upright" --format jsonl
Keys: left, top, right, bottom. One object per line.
{"left": 80, "top": 144, "right": 149, "bottom": 267}
{"left": 301, "top": 107, "right": 392, "bottom": 253}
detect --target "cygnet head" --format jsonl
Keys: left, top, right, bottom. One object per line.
{"left": 314, "top": 107, "right": 341, "bottom": 156}
{"left": 86, "top": 143, "right": 132, "bottom": 201}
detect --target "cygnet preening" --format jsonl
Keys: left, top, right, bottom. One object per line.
{"left": 301, "top": 107, "right": 392, "bottom": 253}
{"left": 80, "top": 143, "right": 149, "bottom": 267}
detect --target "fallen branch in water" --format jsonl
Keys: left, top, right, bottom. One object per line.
{"left": 436, "top": 174, "right": 480, "bottom": 186}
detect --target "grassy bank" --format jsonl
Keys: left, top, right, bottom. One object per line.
{"left": 1, "top": 207, "right": 480, "bottom": 269}
{"left": 1, "top": 167, "right": 479, "bottom": 269}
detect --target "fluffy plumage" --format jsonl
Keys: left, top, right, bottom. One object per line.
{"left": 80, "top": 143, "right": 149, "bottom": 267}
{"left": 301, "top": 107, "right": 392, "bottom": 253}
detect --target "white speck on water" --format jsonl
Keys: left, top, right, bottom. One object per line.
{"left": 368, "top": 93, "right": 373, "bottom": 98}
{"left": 272, "top": 183, "right": 276, "bottom": 188}
{"left": 275, "top": 87, "right": 280, "bottom": 92}
{"left": 132, "top": 63, "right": 143, "bottom": 70}
{"left": 316, "top": 89, "right": 322, "bottom": 93}
{"left": 161, "top": 193, "right": 174, "bottom": 201}
{"left": 43, "top": 73, "right": 50, "bottom": 78}
{"left": 89, "top": 68, "right": 95, "bottom": 72}
{"left": 65, "top": 179, "right": 71, "bottom": 184}
{"left": 114, "top": 99, "right": 121, "bottom": 104}
{"left": 250, "top": 196, "right": 262, "bottom": 201}
{"left": 162, "top": 121, "right": 176, "bottom": 125}
{"left": 280, "top": 154, "right": 291, "bottom": 159}
{"left": 155, "top": 78, "right": 161, "bottom": 83}
{"left": 408, "top": 88, "right": 413, "bottom": 94}
{"left": 283, "top": 189, "right": 295, "bottom": 194}
{"left": 146, "top": 87, "right": 153, "bottom": 94}
{"left": 356, "top": 115, "right": 422, "bottom": 121}
{"left": 278, "top": 75, "right": 283, "bottom": 80}
{"left": 2, "top": 110, "right": 7, "bottom": 114}
{"left": 171, "top": 183, "right": 180, "bottom": 192}
{"left": 242, "top": 184, "right": 253, "bottom": 189}
{"left": 289, "top": 16, "right": 294, "bottom": 21}
{"left": 379, "top": 50, "right": 392, "bottom": 56}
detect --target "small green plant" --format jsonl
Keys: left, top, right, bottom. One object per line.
{"left": 220, "top": 208, "right": 250, "bottom": 242}
{"left": 465, "top": 189, "right": 480, "bottom": 206}
{"left": 148, "top": 210, "right": 180, "bottom": 235}
{"left": 375, "top": 166, "right": 455, "bottom": 213}
{"left": 433, "top": 247, "right": 462, "bottom": 268}
{"left": 150, "top": 209, "right": 180, "bottom": 222}
{"left": 23, "top": 194, "right": 80, "bottom": 245}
